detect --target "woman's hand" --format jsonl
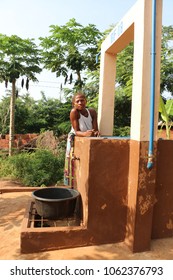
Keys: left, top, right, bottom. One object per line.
{"left": 84, "top": 130, "right": 100, "bottom": 137}
{"left": 93, "top": 130, "right": 100, "bottom": 137}
{"left": 84, "top": 130, "right": 95, "bottom": 137}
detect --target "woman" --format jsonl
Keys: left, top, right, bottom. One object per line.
{"left": 70, "top": 93, "right": 100, "bottom": 137}
{"left": 64, "top": 92, "right": 100, "bottom": 186}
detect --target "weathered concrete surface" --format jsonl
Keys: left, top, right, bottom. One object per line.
{"left": 0, "top": 180, "right": 173, "bottom": 260}
{"left": 152, "top": 140, "right": 173, "bottom": 239}
{"left": 74, "top": 138, "right": 129, "bottom": 247}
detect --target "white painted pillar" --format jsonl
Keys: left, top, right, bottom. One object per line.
{"left": 98, "top": 50, "right": 116, "bottom": 136}
{"left": 131, "top": 0, "right": 162, "bottom": 141}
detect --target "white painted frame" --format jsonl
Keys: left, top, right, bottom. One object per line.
{"left": 98, "top": 0, "right": 162, "bottom": 141}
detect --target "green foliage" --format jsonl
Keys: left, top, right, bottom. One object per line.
{"left": 115, "top": 26, "right": 173, "bottom": 96}
{"left": 165, "top": 99, "right": 173, "bottom": 117}
{"left": 34, "top": 95, "right": 72, "bottom": 135}
{"left": 0, "top": 156, "right": 15, "bottom": 177}
{"left": 63, "top": 69, "right": 100, "bottom": 110}
{"left": 0, "top": 96, "right": 10, "bottom": 134}
{"left": 116, "top": 42, "right": 134, "bottom": 89}
{"left": 159, "top": 96, "right": 173, "bottom": 138}
{"left": 0, "top": 93, "right": 72, "bottom": 135}
{"left": 0, "top": 23, "right": 172, "bottom": 141}
{"left": 0, "top": 34, "right": 42, "bottom": 85}
{"left": 39, "top": 18, "right": 103, "bottom": 88}
{"left": 114, "top": 89, "right": 131, "bottom": 128}
{"left": 0, "top": 33, "right": 42, "bottom": 155}
{"left": 113, "top": 126, "right": 130, "bottom": 137}
{"left": 14, "top": 94, "right": 36, "bottom": 133}
{"left": 56, "top": 121, "right": 71, "bottom": 136}
{"left": 0, "top": 150, "right": 65, "bottom": 186}
{"left": 160, "top": 26, "right": 173, "bottom": 94}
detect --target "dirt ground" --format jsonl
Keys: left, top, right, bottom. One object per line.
{"left": 0, "top": 179, "right": 173, "bottom": 260}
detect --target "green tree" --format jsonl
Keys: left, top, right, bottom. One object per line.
{"left": 0, "top": 96, "right": 10, "bottom": 135}
{"left": 14, "top": 93, "right": 37, "bottom": 133}
{"left": 160, "top": 25, "right": 173, "bottom": 94}
{"left": 0, "top": 92, "right": 72, "bottom": 136}
{"left": 0, "top": 34, "right": 42, "bottom": 155}
{"left": 39, "top": 18, "right": 103, "bottom": 91}
{"left": 112, "top": 25, "right": 173, "bottom": 135}
{"left": 34, "top": 93, "right": 71, "bottom": 135}
{"left": 116, "top": 42, "right": 134, "bottom": 92}
{"left": 115, "top": 25, "right": 173, "bottom": 96}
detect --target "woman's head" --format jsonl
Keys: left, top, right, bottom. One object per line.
{"left": 72, "top": 93, "right": 87, "bottom": 110}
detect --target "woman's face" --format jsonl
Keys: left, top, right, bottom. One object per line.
{"left": 73, "top": 95, "right": 87, "bottom": 111}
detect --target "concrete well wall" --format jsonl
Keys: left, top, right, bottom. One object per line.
{"left": 74, "top": 137, "right": 130, "bottom": 245}
{"left": 152, "top": 140, "right": 173, "bottom": 239}
{"left": 73, "top": 137, "right": 173, "bottom": 252}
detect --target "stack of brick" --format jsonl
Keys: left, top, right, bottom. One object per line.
{"left": 0, "top": 134, "right": 38, "bottom": 150}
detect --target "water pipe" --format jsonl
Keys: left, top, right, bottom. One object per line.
{"left": 147, "top": 0, "right": 157, "bottom": 169}
{"left": 96, "top": 52, "right": 101, "bottom": 63}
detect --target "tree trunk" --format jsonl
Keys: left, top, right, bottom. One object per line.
{"left": 9, "top": 80, "right": 16, "bottom": 156}
{"left": 76, "top": 70, "right": 81, "bottom": 82}
{"left": 76, "top": 70, "right": 83, "bottom": 89}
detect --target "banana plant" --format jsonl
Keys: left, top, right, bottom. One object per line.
{"left": 159, "top": 96, "right": 173, "bottom": 139}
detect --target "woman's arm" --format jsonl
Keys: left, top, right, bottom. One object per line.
{"left": 89, "top": 109, "right": 100, "bottom": 136}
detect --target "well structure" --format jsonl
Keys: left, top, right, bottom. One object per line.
{"left": 73, "top": 0, "right": 171, "bottom": 253}
{"left": 21, "top": 0, "right": 173, "bottom": 254}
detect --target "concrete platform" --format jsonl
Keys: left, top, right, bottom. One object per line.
{"left": 0, "top": 180, "right": 173, "bottom": 260}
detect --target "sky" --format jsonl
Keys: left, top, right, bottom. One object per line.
{"left": 0, "top": 0, "right": 172, "bottom": 100}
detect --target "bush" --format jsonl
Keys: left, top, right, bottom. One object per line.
{"left": 113, "top": 126, "right": 130, "bottom": 137}
{"left": 0, "top": 156, "right": 15, "bottom": 178}
{"left": 0, "top": 149, "right": 65, "bottom": 186}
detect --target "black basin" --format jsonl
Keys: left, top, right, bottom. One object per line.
{"left": 32, "top": 187, "right": 80, "bottom": 220}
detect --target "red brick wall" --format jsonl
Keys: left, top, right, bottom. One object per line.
{"left": 0, "top": 134, "right": 38, "bottom": 149}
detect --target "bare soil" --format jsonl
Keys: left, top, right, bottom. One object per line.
{"left": 0, "top": 179, "right": 173, "bottom": 260}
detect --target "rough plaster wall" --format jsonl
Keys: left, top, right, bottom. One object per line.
{"left": 152, "top": 140, "right": 173, "bottom": 238}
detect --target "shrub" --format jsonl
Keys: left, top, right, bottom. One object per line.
{"left": 0, "top": 156, "right": 15, "bottom": 178}
{"left": 113, "top": 126, "right": 130, "bottom": 137}
{"left": 0, "top": 149, "right": 65, "bottom": 186}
